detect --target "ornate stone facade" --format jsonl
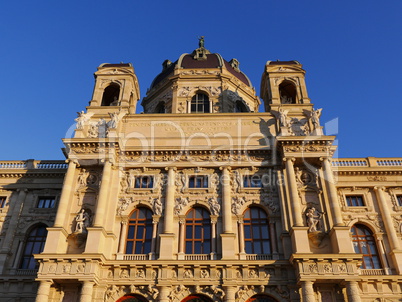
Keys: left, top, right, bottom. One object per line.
{"left": 0, "top": 44, "right": 401, "bottom": 301}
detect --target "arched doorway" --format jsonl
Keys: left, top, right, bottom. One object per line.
{"left": 116, "top": 294, "right": 148, "bottom": 302}
{"left": 181, "top": 294, "right": 214, "bottom": 302}
{"left": 246, "top": 295, "right": 278, "bottom": 302}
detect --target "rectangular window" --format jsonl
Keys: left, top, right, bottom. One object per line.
{"left": 188, "top": 175, "right": 209, "bottom": 188}
{"left": 134, "top": 176, "right": 154, "bottom": 189}
{"left": 37, "top": 197, "right": 56, "bottom": 208}
{"left": 243, "top": 175, "right": 262, "bottom": 188}
{"left": 346, "top": 195, "right": 365, "bottom": 207}
{"left": 397, "top": 195, "right": 402, "bottom": 207}
{"left": 0, "top": 197, "right": 6, "bottom": 208}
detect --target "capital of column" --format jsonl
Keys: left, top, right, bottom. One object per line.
{"left": 283, "top": 157, "right": 296, "bottom": 163}
{"left": 165, "top": 166, "right": 177, "bottom": 172}
{"left": 219, "top": 166, "right": 232, "bottom": 172}
{"left": 374, "top": 186, "right": 386, "bottom": 192}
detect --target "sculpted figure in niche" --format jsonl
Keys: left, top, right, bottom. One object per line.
{"left": 87, "top": 123, "right": 98, "bottom": 138}
{"left": 152, "top": 198, "right": 163, "bottom": 215}
{"left": 75, "top": 209, "right": 90, "bottom": 233}
{"left": 78, "top": 169, "right": 89, "bottom": 187}
{"left": 208, "top": 197, "right": 220, "bottom": 216}
{"left": 305, "top": 207, "right": 324, "bottom": 232}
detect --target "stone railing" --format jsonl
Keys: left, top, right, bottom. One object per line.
{"left": 0, "top": 160, "right": 67, "bottom": 170}
{"left": 245, "top": 254, "right": 273, "bottom": 260}
{"left": 332, "top": 157, "right": 402, "bottom": 168}
{"left": 184, "top": 254, "right": 211, "bottom": 261}
{"left": 360, "top": 268, "right": 386, "bottom": 276}
{"left": 117, "top": 254, "right": 150, "bottom": 261}
{"left": 15, "top": 269, "right": 37, "bottom": 276}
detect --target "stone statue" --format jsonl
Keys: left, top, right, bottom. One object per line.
{"left": 305, "top": 207, "right": 324, "bottom": 232}
{"left": 87, "top": 123, "right": 98, "bottom": 138}
{"left": 174, "top": 197, "right": 188, "bottom": 215}
{"left": 198, "top": 36, "right": 205, "bottom": 48}
{"left": 208, "top": 197, "right": 220, "bottom": 216}
{"left": 310, "top": 108, "right": 322, "bottom": 130}
{"left": 117, "top": 198, "right": 130, "bottom": 216}
{"left": 78, "top": 169, "right": 89, "bottom": 187}
{"left": 97, "top": 119, "right": 108, "bottom": 138}
{"left": 108, "top": 112, "right": 118, "bottom": 129}
{"left": 152, "top": 198, "right": 163, "bottom": 215}
{"left": 75, "top": 111, "right": 93, "bottom": 129}
{"left": 75, "top": 209, "right": 90, "bottom": 233}
{"left": 278, "top": 108, "right": 290, "bottom": 128}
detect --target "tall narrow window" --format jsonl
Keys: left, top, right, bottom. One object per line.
{"left": 20, "top": 225, "right": 48, "bottom": 269}
{"left": 191, "top": 93, "right": 210, "bottom": 113}
{"left": 243, "top": 175, "right": 262, "bottom": 188}
{"left": 185, "top": 207, "right": 211, "bottom": 254}
{"left": 101, "top": 83, "right": 120, "bottom": 106}
{"left": 243, "top": 207, "right": 271, "bottom": 254}
{"left": 351, "top": 224, "right": 381, "bottom": 269}
{"left": 126, "top": 208, "right": 153, "bottom": 254}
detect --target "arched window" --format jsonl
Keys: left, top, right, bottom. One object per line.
{"left": 279, "top": 81, "right": 296, "bottom": 104}
{"left": 182, "top": 295, "right": 214, "bottom": 302}
{"left": 185, "top": 207, "right": 211, "bottom": 254}
{"left": 243, "top": 207, "right": 271, "bottom": 254}
{"left": 246, "top": 295, "right": 278, "bottom": 302}
{"left": 101, "top": 83, "right": 120, "bottom": 106}
{"left": 125, "top": 208, "right": 153, "bottom": 254}
{"left": 351, "top": 224, "right": 381, "bottom": 269}
{"left": 19, "top": 225, "right": 48, "bottom": 270}
{"left": 191, "top": 93, "right": 210, "bottom": 113}
{"left": 116, "top": 295, "right": 148, "bottom": 302}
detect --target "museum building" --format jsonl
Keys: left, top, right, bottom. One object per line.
{"left": 0, "top": 42, "right": 402, "bottom": 302}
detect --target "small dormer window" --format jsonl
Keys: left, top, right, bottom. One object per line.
{"left": 191, "top": 93, "right": 210, "bottom": 113}
{"left": 101, "top": 83, "right": 120, "bottom": 106}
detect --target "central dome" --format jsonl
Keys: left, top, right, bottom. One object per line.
{"left": 142, "top": 44, "right": 260, "bottom": 114}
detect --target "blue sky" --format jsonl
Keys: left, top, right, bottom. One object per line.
{"left": 1, "top": 0, "right": 401, "bottom": 160}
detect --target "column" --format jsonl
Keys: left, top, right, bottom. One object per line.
{"left": 54, "top": 160, "right": 77, "bottom": 227}
{"left": 117, "top": 219, "right": 128, "bottom": 254}
{"left": 0, "top": 189, "right": 26, "bottom": 253}
{"left": 159, "top": 286, "right": 170, "bottom": 302}
{"left": 345, "top": 281, "right": 362, "bottom": 302}
{"left": 150, "top": 218, "right": 159, "bottom": 260}
{"left": 35, "top": 280, "right": 52, "bottom": 302}
{"left": 238, "top": 219, "right": 245, "bottom": 254}
{"left": 94, "top": 161, "right": 112, "bottom": 227}
{"left": 376, "top": 237, "right": 391, "bottom": 275}
{"left": 375, "top": 187, "right": 400, "bottom": 250}
{"left": 211, "top": 219, "right": 217, "bottom": 257}
{"left": 159, "top": 167, "right": 176, "bottom": 260}
{"left": 79, "top": 281, "right": 94, "bottom": 302}
{"left": 270, "top": 222, "right": 278, "bottom": 258}
{"left": 220, "top": 166, "right": 236, "bottom": 259}
{"left": 284, "top": 158, "right": 303, "bottom": 226}
{"left": 322, "top": 158, "right": 344, "bottom": 226}
{"left": 224, "top": 286, "right": 236, "bottom": 302}
{"left": 375, "top": 186, "right": 402, "bottom": 274}
{"left": 222, "top": 167, "right": 232, "bottom": 233}
{"left": 178, "top": 218, "right": 185, "bottom": 255}
{"left": 164, "top": 167, "right": 175, "bottom": 233}
{"left": 301, "top": 281, "right": 315, "bottom": 302}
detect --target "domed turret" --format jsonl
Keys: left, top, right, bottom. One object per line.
{"left": 142, "top": 38, "right": 260, "bottom": 114}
